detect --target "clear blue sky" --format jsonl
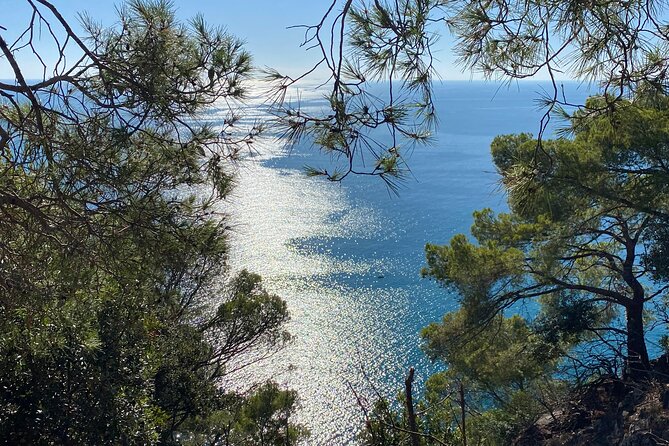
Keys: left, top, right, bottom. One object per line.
{"left": 0, "top": 0, "right": 468, "bottom": 80}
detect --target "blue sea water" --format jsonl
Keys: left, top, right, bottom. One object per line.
{"left": 221, "top": 80, "right": 593, "bottom": 444}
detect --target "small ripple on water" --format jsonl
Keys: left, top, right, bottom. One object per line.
{"left": 206, "top": 83, "right": 476, "bottom": 444}
{"left": 217, "top": 145, "right": 444, "bottom": 444}
{"left": 209, "top": 80, "right": 604, "bottom": 444}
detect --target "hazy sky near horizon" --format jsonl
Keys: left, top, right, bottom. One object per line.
{"left": 0, "top": 0, "right": 478, "bottom": 81}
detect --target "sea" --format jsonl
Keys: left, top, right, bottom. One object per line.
{"left": 210, "top": 80, "right": 594, "bottom": 444}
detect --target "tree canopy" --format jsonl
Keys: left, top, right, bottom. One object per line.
{"left": 424, "top": 92, "right": 669, "bottom": 380}
{"left": 360, "top": 88, "right": 669, "bottom": 446}
{"left": 4, "top": 0, "right": 669, "bottom": 444}
{"left": 0, "top": 1, "right": 304, "bottom": 444}
{"left": 268, "top": 0, "right": 669, "bottom": 186}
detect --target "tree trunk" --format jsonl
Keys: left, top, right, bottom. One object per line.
{"left": 404, "top": 367, "right": 420, "bottom": 446}
{"left": 625, "top": 301, "right": 650, "bottom": 380}
{"left": 459, "top": 381, "right": 467, "bottom": 446}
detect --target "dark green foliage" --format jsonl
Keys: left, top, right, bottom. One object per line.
{"left": 269, "top": 0, "right": 669, "bottom": 188}
{"left": 308, "top": 1, "right": 669, "bottom": 443}
{"left": 267, "top": 0, "right": 440, "bottom": 188}
{"left": 361, "top": 89, "right": 669, "bottom": 446}
{"left": 422, "top": 93, "right": 669, "bottom": 382}
{"left": 177, "top": 381, "right": 307, "bottom": 446}
{"left": 361, "top": 399, "right": 421, "bottom": 446}
{"left": 646, "top": 220, "right": 669, "bottom": 281}
{"left": 0, "top": 1, "right": 303, "bottom": 444}
{"left": 362, "top": 311, "right": 568, "bottom": 446}
{"left": 534, "top": 293, "right": 603, "bottom": 345}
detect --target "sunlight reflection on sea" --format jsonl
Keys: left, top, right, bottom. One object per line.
{"left": 206, "top": 81, "right": 593, "bottom": 444}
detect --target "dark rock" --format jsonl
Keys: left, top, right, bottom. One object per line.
{"left": 514, "top": 379, "right": 669, "bottom": 446}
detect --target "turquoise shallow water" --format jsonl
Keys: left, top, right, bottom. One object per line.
{"left": 221, "top": 81, "right": 593, "bottom": 444}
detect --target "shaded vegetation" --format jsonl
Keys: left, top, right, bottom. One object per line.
{"left": 0, "top": 1, "right": 303, "bottom": 444}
